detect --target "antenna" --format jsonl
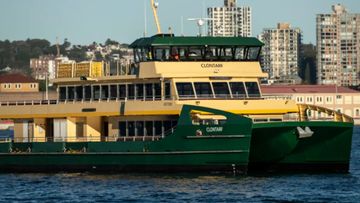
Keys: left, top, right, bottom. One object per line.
{"left": 56, "top": 37, "right": 60, "bottom": 57}
{"left": 188, "top": 18, "right": 213, "bottom": 36}
{"left": 151, "top": 0, "right": 162, "bottom": 34}
{"left": 144, "top": 0, "right": 147, "bottom": 37}
{"left": 181, "top": 16, "right": 184, "bottom": 36}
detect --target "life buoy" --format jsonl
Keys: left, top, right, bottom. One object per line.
{"left": 196, "top": 129, "right": 203, "bottom": 136}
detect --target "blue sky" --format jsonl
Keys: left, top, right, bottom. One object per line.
{"left": 0, "top": 0, "right": 359, "bottom": 45}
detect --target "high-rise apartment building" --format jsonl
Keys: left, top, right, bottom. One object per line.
{"left": 317, "top": 4, "right": 360, "bottom": 86}
{"left": 259, "top": 23, "right": 302, "bottom": 83}
{"left": 207, "top": 0, "right": 251, "bottom": 37}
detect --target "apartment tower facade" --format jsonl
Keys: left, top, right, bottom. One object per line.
{"left": 259, "top": 23, "right": 302, "bottom": 83}
{"left": 317, "top": 4, "right": 360, "bottom": 86}
{"left": 207, "top": 0, "right": 251, "bottom": 37}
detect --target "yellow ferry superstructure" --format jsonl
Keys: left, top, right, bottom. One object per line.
{"left": 0, "top": 49, "right": 298, "bottom": 140}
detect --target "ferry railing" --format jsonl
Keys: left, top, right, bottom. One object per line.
{"left": 10, "top": 128, "right": 178, "bottom": 143}
{"left": 298, "top": 103, "right": 354, "bottom": 123}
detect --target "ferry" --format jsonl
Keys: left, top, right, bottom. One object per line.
{"left": 0, "top": 0, "right": 354, "bottom": 173}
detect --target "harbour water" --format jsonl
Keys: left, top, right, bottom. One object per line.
{"left": 0, "top": 127, "right": 359, "bottom": 202}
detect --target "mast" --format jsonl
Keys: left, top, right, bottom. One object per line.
{"left": 151, "top": 0, "right": 162, "bottom": 34}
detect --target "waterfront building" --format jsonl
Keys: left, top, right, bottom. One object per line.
{"left": 30, "top": 55, "right": 56, "bottom": 80}
{"left": 259, "top": 23, "right": 302, "bottom": 84}
{"left": 0, "top": 73, "right": 39, "bottom": 93}
{"left": 262, "top": 85, "right": 360, "bottom": 124}
{"left": 316, "top": 4, "right": 360, "bottom": 86}
{"left": 207, "top": 0, "right": 251, "bottom": 37}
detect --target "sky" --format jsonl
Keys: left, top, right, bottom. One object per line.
{"left": 0, "top": 0, "right": 359, "bottom": 45}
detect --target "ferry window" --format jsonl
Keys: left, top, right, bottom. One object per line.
{"left": 101, "top": 85, "right": 109, "bottom": 100}
{"left": 75, "top": 86, "right": 83, "bottom": 100}
{"left": 234, "top": 47, "right": 245, "bottom": 60}
{"left": 176, "top": 82, "right": 195, "bottom": 99}
{"left": 145, "top": 83, "right": 154, "bottom": 100}
{"left": 212, "top": 82, "right": 230, "bottom": 98}
{"left": 59, "top": 87, "right": 66, "bottom": 100}
{"left": 154, "top": 121, "right": 162, "bottom": 136}
{"left": 154, "top": 47, "right": 170, "bottom": 61}
{"left": 128, "top": 84, "right": 135, "bottom": 100}
{"left": 194, "top": 82, "right": 213, "bottom": 98}
{"left": 171, "top": 120, "right": 178, "bottom": 128}
{"left": 230, "top": 82, "right": 246, "bottom": 98}
{"left": 204, "top": 47, "right": 217, "bottom": 60}
{"left": 245, "top": 82, "right": 260, "bottom": 98}
{"left": 136, "top": 121, "right": 144, "bottom": 136}
{"left": 128, "top": 121, "right": 135, "bottom": 136}
{"left": 145, "top": 121, "right": 153, "bottom": 136}
{"left": 84, "top": 85, "right": 91, "bottom": 100}
{"left": 119, "top": 121, "right": 127, "bottom": 137}
{"left": 118, "top": 84, "right": 126, "bottom": 100}
{"left": 135, "top": 84, "right": 144, "bottom": 100}
{"left": 247, "top": 47, "right": 260, "bottom": 60}
{"left": 163, "top": 121, "right": 172, "bottom": 135}
{"left": 218, "top": 47, "right": 233, "bottom": 61}
{"left": 110, "top": 85, "right": 117, "bottom": 100}
{"left": 134, "top": 49, "right": 141, "bottom": 63}
{"left": 170, "top": 47, "right": 180, "bottom": 61}
{"left": 67, "top": 86, "right": 75, "bottom": 100}
{"left": 165, "top": 82, "right": 171, "bottom": 99}
{"left": 93, "top": 85, "right": 100, "bottom": 100}
{"left": 177, "top": 47, "right": 188, "bottom": 60}
{"left": 154, "top": 83, "right": 161, "bottom": 100}
{"left": 109, "top": 61, "right": 118, "bottom": 76}
{"left": 188, "top": 47, "right": 203, "bottom": 61}
{"left": 76, "top": 122, "right": 84, "bottom": 138}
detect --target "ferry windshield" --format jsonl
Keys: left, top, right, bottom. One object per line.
{"left": 134, "top": 46, "right": 261, "bottom": 62}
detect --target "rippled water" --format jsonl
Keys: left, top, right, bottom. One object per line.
{"left": 0, "top": 127, "right": 359, "bottom": 203}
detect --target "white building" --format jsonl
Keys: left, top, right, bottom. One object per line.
{"left": 262, "top": 85, "right": 360, "bottom": 125}
{"left": 30, "top": 55, "right": 56, "bottom": 80}
{"left": 316, "top": 4, "right": 360, "bottom": 86}
{"left": 259, "top": 23, "right": 302, "bottom": 83}
{"left": 207, "top": 0, "right": 251, "bottom": 37}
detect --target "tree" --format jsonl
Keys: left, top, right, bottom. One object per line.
{"left": 105, "top": 38, "right": 119, "bottom": 46}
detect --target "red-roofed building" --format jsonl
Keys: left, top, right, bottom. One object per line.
{"left": 261, "top": 85, "right": 360, "bottom": 124}
{"left": 0, "top": 73, "right": 39, "bottom": 93}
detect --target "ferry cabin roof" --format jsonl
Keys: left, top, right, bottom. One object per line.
{"left": 129, "top": 34, "right": 264, "bottom": 62}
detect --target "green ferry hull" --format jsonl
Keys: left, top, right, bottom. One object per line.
{"left": 249, "top": 121, "right": 354, "bottom": 172}
{"left": 0, "top": 105, "right": 253, "bottom": 174}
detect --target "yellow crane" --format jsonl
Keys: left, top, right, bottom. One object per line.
{"left": 151, "top": 0, "right": 162, "bottom": 34}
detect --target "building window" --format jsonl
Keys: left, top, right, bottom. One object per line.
{"left": 356, "top": 109, "right": 360, "bottom": 117}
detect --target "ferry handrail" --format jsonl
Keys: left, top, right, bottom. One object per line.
{"left": 297, "top": 103, "right": 354, "bottom": 123}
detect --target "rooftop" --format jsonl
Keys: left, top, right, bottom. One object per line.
{"left": 0, "top": 73, "right": 37, "bottom": 83}
{"left": 130, "top": 34, "right": 264, "bottom": 48}
{"left": 261, "top": 85, "right": 359, "bottom": 94}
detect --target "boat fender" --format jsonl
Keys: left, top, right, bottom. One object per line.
{"left": 196, "top": 129, "right": 203, "bottom": 136}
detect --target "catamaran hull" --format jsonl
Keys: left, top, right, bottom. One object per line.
{"left": 249, "top": 121, "right": 354, "bottom": 173}
{"left": 0, "top": 151, "right": 248, "bottom": 173}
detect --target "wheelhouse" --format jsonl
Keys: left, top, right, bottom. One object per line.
{"left": 129, "top": 34, "right": 264, "bottom": 63}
